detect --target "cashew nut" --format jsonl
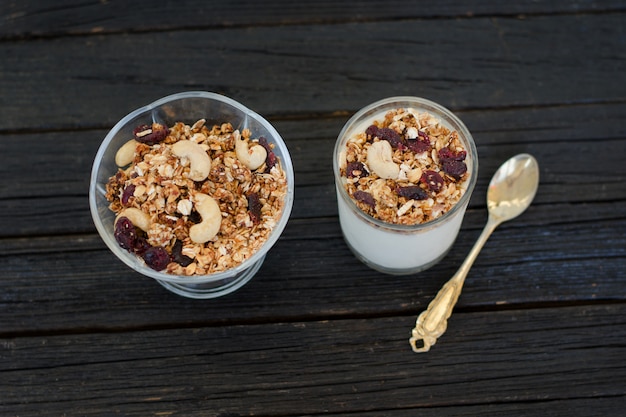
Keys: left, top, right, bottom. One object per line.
{"left": 234, "top": 131, "right": 267, "bottom": 170}
{"left": 116, "top": 207, "right": 151, "bottom": 232}
{"left": 367, "top": 141, "right": 399, "bottom": 179}
{"left": 189, "top": 193, "right": 222, "bottom": 243}
{"left": 408, "top": 167, "right": 423, "bottom": 183}
{"left": 171, "top": 140, "right": 212, "bottom": 181}
{"left": 115, "top": 139, "right": 137, "bottom": 167}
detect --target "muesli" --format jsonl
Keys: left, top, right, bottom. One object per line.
{"left": 105, "top": 119, "right": 288, "bottom": 276}
{"left": 339, "top": 107, "right": 470, "bottom": 225}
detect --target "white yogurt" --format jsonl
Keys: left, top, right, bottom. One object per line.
{"left": 333, "top": 97, "right": 478, "bottom": 275}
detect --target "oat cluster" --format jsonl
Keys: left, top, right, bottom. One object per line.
{"left": 339, "top": 108, "right": 470, "bottom": 225}
{"left": 106, "top": 119, "right": 288, "bottom": 276}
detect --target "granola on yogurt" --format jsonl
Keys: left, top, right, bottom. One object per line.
{"left": 339, "top": 107, "right": 470, "bottom": 225}
{"left": 105, "top": 119, "right": 288, "bottom": 275}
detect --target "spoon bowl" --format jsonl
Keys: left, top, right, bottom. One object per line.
{"left": 410, "top": 153, "right": 539, "bottom": 353}
{"left": 488, "top": 154, "right": 539, "bottom": 222}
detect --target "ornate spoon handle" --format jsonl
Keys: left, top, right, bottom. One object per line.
{"left": 410, "top": 216, "right": 500, "bottom": 353}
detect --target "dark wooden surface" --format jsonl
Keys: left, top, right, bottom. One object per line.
{"left": 1, "top": 1, "right": 625, "bottom": 416}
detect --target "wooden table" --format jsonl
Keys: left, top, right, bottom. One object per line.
{"left": 1, "top": 1, "right": 625, "bottom": 415}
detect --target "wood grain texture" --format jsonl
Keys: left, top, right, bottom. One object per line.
{"left": 0, "top": 1, "right": 625, "bottom": 415}
{"left": 1, "top": 305, "right": 624, "bottom": 416}
{"left": 1, "top": 14, "right": 625, "bottom": 131}
{"left": 2, "top": 0, "right": 624, "bottom": 38}
{"left": 0, "top": 208, "right": 623, "bottom": 334}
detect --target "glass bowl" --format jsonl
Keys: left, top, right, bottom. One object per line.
{"left": 333, "top": 96, "right": 478, "bottom": 275}
{"left": 90, "top": 91, "right": 294, "bottom": 298}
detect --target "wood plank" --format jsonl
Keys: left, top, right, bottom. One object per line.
{"left": 2, "top": 0, "right": 623, "bottom": 38}
{"left": 0, "top": 208, "right": 623, "bottom": 334}
{"left": 308, "top": 399, "right": 626, "bottom": 417}
{"left": 1, "top": 14, "right": 624, "bottom": 131}
{"left": 1, "top": 305, "right": 624, "bottom": 415}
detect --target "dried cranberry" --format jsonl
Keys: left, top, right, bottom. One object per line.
{"left": 438, "top": 147, "right": 468, "bottom": 180}
{"left": 420, "top": 170, "right": 445, "bottom": 192}
{"left": 247, "top": 192, "right": 263, "bottom": 224}
{"left": 365, "top": 125, "right": 380, "bottom": 139}
{"left": 133, "top": 123, "right": 169, "bottom": 145}
{"left": 346, "top": 161, "right": 369, "bottom": 178}
{"left": 438, "top": 147, "right": 467, "bottom": 162}
{"left": 258, "top": 137, "right": 271, "bottom": 152}
{"left": 396, "top": 185, "right": 428, "bottom": 201}
{"left": 406, "top": 136, "right": 430, "bottom": 153}
{"left": 353, "top": 190, "right": 376, "bottom": 207}
{"left": 265, "top": 152, "right": 277, "bottom": 172}
{"left": 132, "top": 124, "right": 151, "bottom": 137}
{"left": 114, "top": 217, "right": 137, "bottom": 251}
{"left": 143, "top": 247, "right": 170, "bottom": 271}
{"left": 121, "top": 184, "right": 135, "bottom": 206}
{"left": 258, "top": 137, "right": 277, "bottom": 172}
{"left": 379, "top": 127, "right": 404, "bottom": 149}
{"left": 442, "top": 159, "right": 467, "bottom": 180}
{"left": 133, "top": 235, "right": 151, "bottom": 256}
{"left": 171, "top": 240, "right": 193, "bottom": 267}
{"left": 188, "top": 210, "right": 202, "bottom": 224}
{"left": 365, "top": 125, "right": 404, "bottom": 149}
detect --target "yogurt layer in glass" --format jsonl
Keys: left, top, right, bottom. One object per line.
{"left": 333, "top": 97, "right": 478, "bottom": 275}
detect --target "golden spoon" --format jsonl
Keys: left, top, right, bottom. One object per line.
{"left": 410, "top": 153, "right": 540, "bottom": 353}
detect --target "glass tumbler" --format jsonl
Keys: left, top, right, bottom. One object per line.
{"left": 333, "top": 97, "right": 478, "bottom": 275}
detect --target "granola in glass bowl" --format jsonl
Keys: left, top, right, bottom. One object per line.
{"left": 90, "top": 92, "right": 294, "bottom": 298}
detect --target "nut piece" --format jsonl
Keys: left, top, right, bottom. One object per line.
{"left": 367, "top": 140, "right": 399, "bottom": 179}
{"left": 177, "top": 199, "right": 193, "bottom": 216}
{"left": 408, "top": 167, "right": 423, "bottom": 183}
{"left": 234, "top": 130, "right": 267, "bottom": 170}
{"left": 189, "top": 193, "right": 222, "bottom": 243}
{"left": 171, "top": 140, "right": 212, "bottom": 181}
{"left": 116, "top": 207, "right": 151, "bottom": 232}
{"left": 115, "top": 139, "right": 137, "bottom": 167}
